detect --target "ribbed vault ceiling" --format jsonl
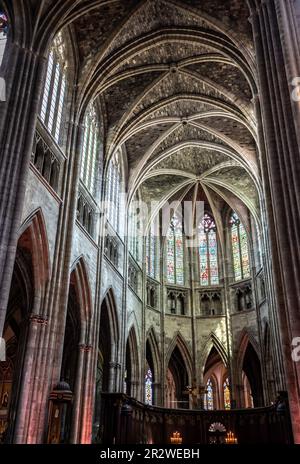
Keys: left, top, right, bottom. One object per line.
{"left": 12, "top": 0, "right": 260, "bottom": 224}
{"left": 69, "top": 0, "right": 259, "bottom": 224}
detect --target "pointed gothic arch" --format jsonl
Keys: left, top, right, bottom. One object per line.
{"left": 100, "top": 287, "right": 120, "bottom": 358}
{"left": 165, "top": 333, "right": 192, "bottom": 409}
{"left": 57, "top": 256, "right": 93, "bottom": 444}
{"left": 202, "top": 343, "right": 229, "bottom": 410}
{"left": 165, "top": 332, "right": 193, "bottom": 380}
{"left": 125, "top": 325, "right": 140, "bottom": 399}
{"left": 236, "top": 330, "right": 263, "bottom": 407}
{"left": 58, "top": 256, "right": 94, "bottom": 444}
{"left": 203, "top": 373, "right": 218, "bottom": 410}
{"left": 200, "top": 333, "right": 228, "bottom": 382}
{"left": 70, "top": 256, "right": 92, "bottom": 343}
{"left": 92, "top": 287, "right": 120, "bottom": 443}
{"left": 146, "top": 327, "right": 161, "bottom": 384}
{"left": 236, "top": 329, "right": 261, "bottom": 371}
{"left": 0, "top": 208, "right": 51, "bottom": 442}
{"left": 263, "top": 323, "right": 276, "bottom": 403}
{"left": 18, "top": 208, "right": 51, "bottom": 311}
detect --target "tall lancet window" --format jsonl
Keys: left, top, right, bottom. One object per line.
{"left": 223, "top": 377, "right": 231, "bottom": 410}
{"left": 198, "top": 213, "right": 219, "bottom": 286}
{"left": 80, "top": 103, "right": 99, "bottom": 195}
{"left": 166, "top": 214, "right": 184, "bottom": 285}
{"left": 145, "top": 366, "right": 153, "bottom": 405}
{"left": 146, "top": 219, "right": 159, "bottom": 279}
{"left": 230, "top": 212, "right": 250, "bottom": 281}
{"left": 204, "top": 378, "right": 214, "bottom": 410}
{"left": 0, "top": 11, "right": 8, "bottom": 68}
{"left": 40, "top": 32, "right": 67, "bottom": 145}
{"left": 107, "top": 151, "right": 121, "bottom": 234}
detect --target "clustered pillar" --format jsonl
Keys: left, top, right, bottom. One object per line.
{"left": 249, "top": 0, "right": 300, "bottom": 442}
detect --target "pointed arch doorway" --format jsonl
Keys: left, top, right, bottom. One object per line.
{"left": 92, "top": 290, "right": 119, "bottom": 443}
{"left": 166, "top": 346, "right": 189, "bottom": 409}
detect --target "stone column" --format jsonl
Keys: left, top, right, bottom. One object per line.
{"left": 274, "top": 0, "right": 300, "bottom": 150}
{"left": 130, "top": 381, "right": 140, "bottom": 399}
{"left": 10, "top": 114, "right": 84, "bottom": 444}
{"left": 253, "top": 94, "right": 286, "bottom": 395}
{"left": 222, "top": 227, "right": 235, "bottom": 407}
{"left": 249, "top": 0, "right": 300, "bottom": 442}
{"left": 13, "top": 314, "right": 48, "bottom": 444}
{"left": 152, "top": 382, "right": 161, "bottom": 406}
{"left": 108, "top": 362, "right": 122, "bottom": 392}
{"left": 70, "top": 344, "right": 94, "bottom": 444}
{"left": 0, "top": 43, "right": 47, "bottom": 345}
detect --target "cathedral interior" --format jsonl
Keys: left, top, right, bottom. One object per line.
{"left": 0, "top": 0, "right": 300, "bottom": 445}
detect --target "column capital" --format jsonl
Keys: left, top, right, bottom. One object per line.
{"left": 109, "top": 362, "right": 122, "bottom": 369}
{"left": 29, "top": 314, "right": 48, "bottom": 325}
{"left": 79, "top": 344, "right": 93, "bottom": 352}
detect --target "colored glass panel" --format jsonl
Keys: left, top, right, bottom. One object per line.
{"left": 231, "top": 222, "right": 242, "bottom": 281}
{"left": 208, "top": 229, "right": 219, "bottom": 285}
{"left": 240, "top": 223, "right": 250, "bottom": 278}
{"left": 146, "top": 221, "right": 159, "bottom": 279}
{"left": 198, "top": 213, "right": 219, "bottom": 286}
{"left": 230, "top": 212, "right": 250, "bottom": 281}
{"left": 167, "top": 226, "right": 175, "bottom": 284}
{"left": 204, "top": 378, "right": 214, "bottom": 410}
{"left": 175, "top": 231, "right": 184, "bottom": 285}
{"left": 145, "top": 368, "right": 153, "bottom": 405}
{"left": 199, "top": 231, "right": 208, "bottom": 286}
{"left": 0, "top": 12, "right": 8, "bottom": 35}
{"left": 224, "top": 378, "right": 231, "bottom": 409}
{"left": 166, "top": 215, "right": 184, "bottom": 285}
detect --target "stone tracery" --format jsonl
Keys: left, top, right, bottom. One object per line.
{"left": 0, "top": 0, "right": 299, "bottom": 444}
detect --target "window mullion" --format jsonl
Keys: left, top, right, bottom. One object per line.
{"left": 40, "top": 51, "right": 54, "bottom": 123}
{"left": 51, "top": 71, "right": 63, "bottom": 138}
{"left": 54, "top": 75, "right": 66, "bottom": 143}
{"left": 84, "top": 121, "right": 92, "bottom": 186}
{"left": 44, "top": 56, "right": 56, "bottom": 128}
{"left": 91, "top": 127, "right": 98, "bottom": 194}
{"left": 207, "top": 231, "right": 210, "bottom": 286}
{"left": 174, "top": 229, "right": 177, "bottom": 284}
{"left": 238, "top": 225, "right": 243, "bottom": 279}
{"left": 80, "top": 121, "right": 88, "bottom": 180}
{"left": 88, "top": 127, "right": 95, "bottom": 191}
{"left": 47, "top": 62, "right": 60, "bottom": 133}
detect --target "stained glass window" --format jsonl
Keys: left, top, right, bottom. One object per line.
{"left": 230, "top": 212, "right": 250, "bottom": 281}
{"left": 0, "top": 12, "right": 8, "bottom": 68}
{"left": 146, "top": 220, "right": 159, "bottom": 279}
{"left": 223, "top": 377, "right": 231, "bottom": 410}
{"left": 166, "top": 215, "right": 184, "bottom": 285}
{"left": 40, "top": 32, "right": 67, "bottom": 145}
{"left": 198, "top": 213, "right": 219, "bottom": 286}
{"left": 0, "top": 12, "right": 8, "bottom": 34}
{"left": 145, "top": 367, "right": 153, "bottom": 405}
{"left": 204, "top": 378, "right": 214, "bottom": 410}
{"left": 107, "top": 152, "right": 121, "bottom": 234}
{"left": 80, "top": 104, "right": 99, "bottom": 195}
